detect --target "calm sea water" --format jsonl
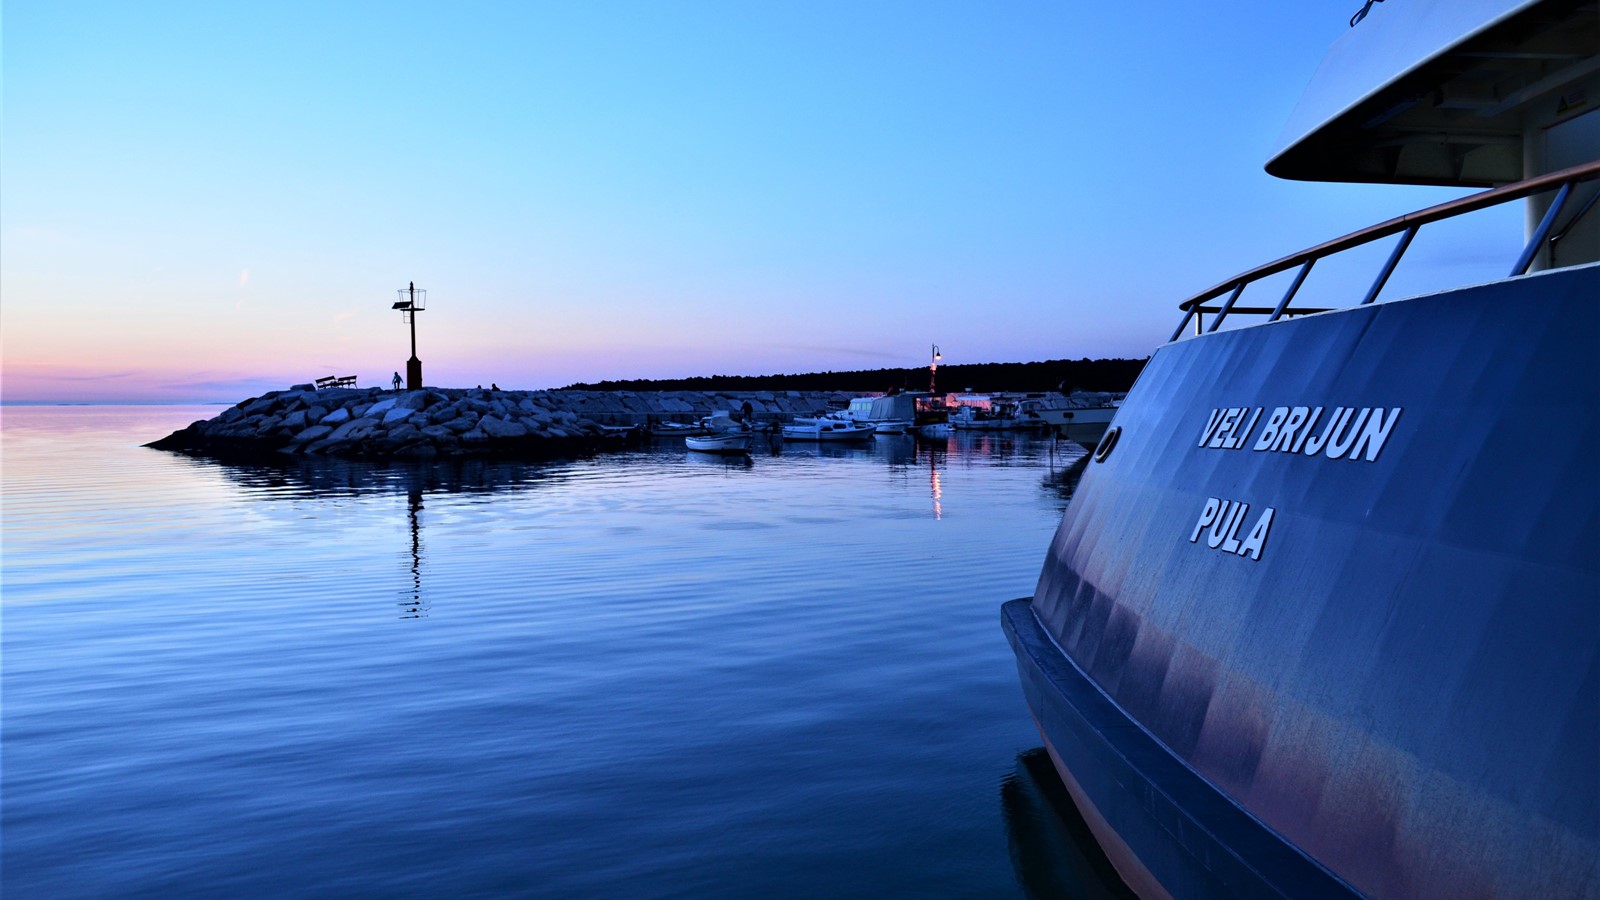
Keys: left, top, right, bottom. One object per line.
{"left": 2, "top": 405, "right": 1127, "bottom": 898}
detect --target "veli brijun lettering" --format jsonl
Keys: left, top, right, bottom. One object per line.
{"left": 1197, "top": 405, "right": 1401, "bottom": 462}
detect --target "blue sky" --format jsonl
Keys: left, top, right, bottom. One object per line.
{"left": 3, "top": 1, "right": 1519, "bottom": 401}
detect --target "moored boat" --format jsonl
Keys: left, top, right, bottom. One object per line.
{"left": 838, "top": 392, "right": 925, "bottom": 434}
{"left": 1011, "top": 392, "right": 1123, "bottom": 443}
{"left": 781, "top": 417, "right": 876, "bottom": 442}
{"left": 1003, "top": 2, "right": 1598, "bottom": 897}
{"left": 685, "top": 432, "right": 752, "bottom": 455}
{"left": 947, "top": 393, "right": 1020, "bottom": 431}
{"left": 649, "top": 421, "right": 711, "bottom": 438}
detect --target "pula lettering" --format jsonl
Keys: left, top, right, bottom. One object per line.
{"left": 1190, "top": 496, "right": 1275, "bottom": 561}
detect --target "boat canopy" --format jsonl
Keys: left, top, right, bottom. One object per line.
{"left": 848, "top": 394, "right": 921, "bottom": 422}
{"left": 1268, "top": 0, "right": 1598, "bottom": 187}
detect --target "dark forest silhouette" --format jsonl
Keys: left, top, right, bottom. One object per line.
{"left": 560, "top": 357, "right": 1147, "bottom": 394}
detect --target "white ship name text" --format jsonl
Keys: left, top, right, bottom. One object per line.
{"left": 1197, "top": 406, "right": 1401, "bottom": 462}
{"left": 1190, "top": 497, "right": 1275, "bottom": 561}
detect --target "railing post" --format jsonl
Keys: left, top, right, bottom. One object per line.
{"left": 1361, "top": 224, "right": 1417, "bottom": 305}
{"left": 1510, "top": 181, "right": 1573, "bottom": 276}
{"left": 1268, "top": 260, "right": 1316, "bottom": 321}
{"left": 1169, "top": 308, "right": 1196, "bottom": 344}
{"left": 1206, "top": 283, "right": 1247, "bottom": 333}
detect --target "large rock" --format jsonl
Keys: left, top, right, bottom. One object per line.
{"left": 385, "top": 423, "right": 421, "bottom": 443}
{"left": 322, "top": 407, "right": 351, "bottom": 425}
{"left": 326, "top": 416, "right": 380, "bottom": 442}
{"left": 241, "top": 395, "right": 279, "bottom": 416}
{"left": 396, "top": 391, "right": 436, "bottom": 411}
{"left": 291, "top": 424, "right": 334, "bottom": 444}
{"left": 478, "top": 415, "right": 528, "bottom": 439}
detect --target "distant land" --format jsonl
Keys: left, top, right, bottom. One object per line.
{"left": 560, "top": 357, "right": 1148, "bottom": 394}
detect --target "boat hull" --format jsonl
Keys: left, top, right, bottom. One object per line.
{"left": 685, "top": 434, "right": 751, "bottom": 454}
{"left": 1029, "top": 406, "right": 1119, "bottom": 444}
{"left": 782, "top": 422, "right": 874, "bottom": 442}
{"left": 1003, "top": 598, "right": 1354, "bottom": 899}
{"left": 1009, "top": 265, "right": 1600, "bottom": 898}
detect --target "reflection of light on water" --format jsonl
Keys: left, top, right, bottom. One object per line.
{"left": 930, "top": 468, "right": 943, "bottom": 520}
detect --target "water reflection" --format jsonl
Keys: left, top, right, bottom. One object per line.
{"left": 152, "top": 433, "right": 1087, "bottom": 621}
{"left": 684, "top": 450, "right": 756, "bottom": 471}
{"left": 178, "top": 453, "right": 568, "bottom": 501}
{"left": 1001, "top": 749, "right": 1135, "bottom": 900}
{"left": 158, "top": 455, "right": 561, "bottom": 620}
{"left": 1040, "top": 441, "right": 1092, "bottom": 503}
{"left": 398, "top": 488, "right": 429, "bottom": 619}
{"left": 919, "top": 440, "right": 947, "bottom": 521}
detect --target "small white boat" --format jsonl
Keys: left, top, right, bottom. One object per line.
{"left": 873, "top": 420, "right": 912, "bottom": 435}
{"left": 685, "top": 432, "right": 752, "bottom": 454}
{"left": 782, "top": 417, "right": 875, "bottom": 442}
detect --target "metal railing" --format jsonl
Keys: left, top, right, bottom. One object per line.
{"left": 1169, "top": 159, "right": 1600, "bottom": 343}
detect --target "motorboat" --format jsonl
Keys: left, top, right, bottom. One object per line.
{"left": 836, "top": 392, "right": 926, "bottom": 434}
{"left": 1002, "top": 2, "right": 1598, "bottom": 897}
{"left": 947, "top": 395, "right": 1021, "bottom": 431}
{"left": 781, "top": 417, "right": 875, "bottom": 441}
{"left": 913, "top": 396, "right": 953, "bottom": 439}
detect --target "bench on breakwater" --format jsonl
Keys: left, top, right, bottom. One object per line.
{"left": 315, "top": 375, "right": 358, "bottom": 389}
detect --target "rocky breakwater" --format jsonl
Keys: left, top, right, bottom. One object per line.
{"left": 147, "top": 386, "right": 623, "bottom": 461}
{"left": 147, "top": 386, "right": 861, "bottom": 461}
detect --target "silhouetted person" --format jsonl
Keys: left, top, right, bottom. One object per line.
{"left": 392, "top": 371, "right": 402, "bottom": 391}
{"left": 491, "top": 383, "right": 500, "bottom": 391}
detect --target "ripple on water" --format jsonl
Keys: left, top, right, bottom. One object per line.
{"left": 2, "top": 406, "right": 1110, "bottom": 897}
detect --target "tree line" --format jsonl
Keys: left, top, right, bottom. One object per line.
{"left": 560, "top": 357, "right": 1148, "bottom": 394}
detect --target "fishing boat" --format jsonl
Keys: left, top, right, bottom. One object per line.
{"left": 1002, "top": 2, "right": 1598, "bottom": 897}
{"left": 685, "top": 432, "right": 751, "bottom": 455}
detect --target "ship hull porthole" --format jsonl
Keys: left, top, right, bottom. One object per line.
{"left": 1093, "top": 426, "right": 1121, "bottom": 463}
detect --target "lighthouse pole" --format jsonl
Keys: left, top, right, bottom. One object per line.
{"left": 393, "top": 281, "right": 427, "bottom": 390}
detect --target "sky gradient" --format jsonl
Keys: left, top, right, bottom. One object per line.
{"left": 3, "top": 1, "right": 1522, "bottom": 402}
